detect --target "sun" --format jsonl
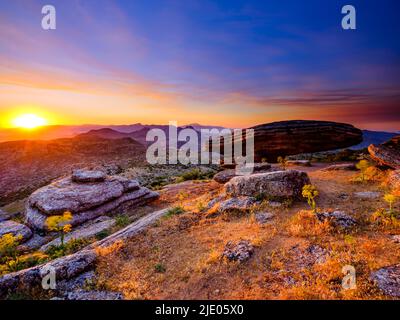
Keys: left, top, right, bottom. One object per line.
{"left": 12, "top": 114, "right": 48, "bottom": 129}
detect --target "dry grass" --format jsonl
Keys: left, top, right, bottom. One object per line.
{"left": 95, "top": 165, "right": 400, "bottom": 300}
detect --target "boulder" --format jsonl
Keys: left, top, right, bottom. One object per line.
{"left": 214, "top": 163, "right": 273, "bottom": 184}
{"left": 0, "top": 249, "right": 96, "bottom": 298}
{"left": 65, "top": 290, "right": 123, "bottom": 300}
{"left": 213, "top": 170, "right": 237, "bottom": 184}
{"left": 322, "top": 163, "right": 357, "bottom": 171}
{"left": 316, "top": 211, "right": 357, "bottom": 229}
{"left": 25, "top": 172, "right": 159, "bottom": 231}
{"left": 223, "top": 240, "right": 254, "bottom": 262}
{"left": 218, "top": 197, "right": 257, "bottom": 213}
{"left": 224, "top": 170, "right": 310, "bottom": 200}
{"left": 354, "top": 191, "right": 381, "bottom": 200}
{"left": 368, "top": 135, "right": 400, "bottom": 169}
{"left": 28, "top": 175, "right": 140, "bottom": 216}
{"left": 255, "top": 212, "right": 274, "bottom": 224}
{"left": 217, "top": 120, "right": 363, "bottom": 162}
{"left": 371, "top": 264, "right": 400, "bottom": 297}
{"left": 0, "top": 220, "right": 32, "bottom": 242}
{"left": 72, "top": 170, "right": 106, "bottom": 183}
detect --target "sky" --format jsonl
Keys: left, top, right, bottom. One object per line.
{"left": 0, "top": 0, "right": 399, "bottom": 131}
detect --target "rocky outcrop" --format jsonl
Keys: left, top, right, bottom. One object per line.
{"left": 72, "top": 170, "right": 106, "bottom": 183}
{"left": 255, "top": 212, "right": 274, "bottom": 224}
{"left": 223, "top": 240, "right": 254, "bottom": 262}
{"left": 25, "top": 170, "right": 159, "bottom": 231}
{"left": 368, "top": 135, "right": 400, "bottom": 169}
{"left": 388, "top": 170, "right": 400, "bottom": 191}
{"left": 316, "top": 211, "right": 357, "bottom": 229}
{"left": 0, "top": 220, "right": 32, "bottom": 242}
{"left": 213, "top": 170, "right": 237, "bottom": 184}
{"left": 218, "top": 197, "right": 257, "bottom": 213}
{"left": 217, "top": 120, "right": 362, "bottom": 162}
{"left": 0, "top": 249, "right": 96, "bottom": 298}
{"left": 224, "top": 170, "right": 310, "bottom": 200}
{"left": 214, "top": 163, "right": 273, "bottom": 184}
{"left": 354, "top": 192, "right": 381, "bottom": 200}
{"left": 0, "top": 207, "right": 172, "bottom": 299}
{"left": 371, "top": 264, "right": 400, "bottom": 297}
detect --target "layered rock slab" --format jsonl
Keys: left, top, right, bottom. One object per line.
{"left": 216, "top": 120, "right": 363, "bottom": 162}
{"left": 25, "top": 171, "right": 158, "bottom": 231}
{"left": 368, "top": 135, "right": 400, "bottom": 169}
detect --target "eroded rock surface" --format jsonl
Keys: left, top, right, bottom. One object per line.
{"left": 72, "top": 170, "right": 106, "bottom": 183}
{"left": 223, "top": 240, "right": 254, "bottom": 262}
{"left": 388, "top": 170, "right": 400, "bottom": 191}
{"left": 316, "top": 211, "right": 357, "bottom": 229}
{"left": 0, "top": 220, "right": 32, "bottom": 242}
{"left": 368, "top": 136, "right": 400, "bottom": 169}
{"left": 25, "top": 172, "right": 158, "bottom": 231}
{"left": 224, "top": 170, "right": 310, "bottom": 200}
{"left": 217, "top": 120, "right": 362, "bottom": 162}
{"left": 218, "top": 197, "right": 257, "bottom": 213}
{"left": 371, "top": 264, "right": 400, "bottom": 297}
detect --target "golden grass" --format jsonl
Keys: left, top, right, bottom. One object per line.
{"left": 95, "top": 166, "right": 400, "bottom": 300}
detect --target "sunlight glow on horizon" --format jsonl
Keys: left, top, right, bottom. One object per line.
{"left": 11, "top": 114, "right": 48, "bottom": 129}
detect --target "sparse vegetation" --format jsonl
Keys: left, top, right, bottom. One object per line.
{"left": 384, "top": 193, "right": 396, "bottom": 214}
{"left": 115, "top": 214, "right": 130, "bottom": 228}
{"left": 45, "top": 238, "right": 90, "bottom": 259}
{"left": 175, "top": 168, "right": 214, "bottom": 183}
{"left": 46, "top": 211, "right": 73, "bottom": 247}
{"left": 277, "top": 156, "right": 287, "bottom": 170}
{"left": 164, "top": 206, "right": 185, "bottom": 219}
{"left": 302, "top": 184, "right": 319, "bottom": 213}
{"left": 355, "top": 160, "right": 370, "bottom": 182}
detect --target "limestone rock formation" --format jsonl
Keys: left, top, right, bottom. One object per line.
{"left": 25, "top": 170, "right": 159, "bottom": 231}
{"left": 368, "top": 135, "right": 400, "bottom": 169}
{"left": 316, "top": 211, "right": 357, "bottom": 229}
{"left": 371, "top": 264, "right": 400, "bottom": 297}
{"left": 213, "top": 163, "right": 273, "bottom": 184}
{"left": 218, "top": 197, "right": 257, "bottom": 213}
{"left": 213, "top": 170, "right": 237, "bottom": 184}
{"left": 388, "top": 170, "right": 400, "bottom": 190}
{"left": 223, "top": 240, "right": 254, "bottom": 262}
{"left": 224, "top": 170, "right": 310, "bottom": 200}
{"left": 216, "top": 120, "right": 362, "bottom": 162}
{"left": 0, "top": 220, "right": 32, "bottom": 242}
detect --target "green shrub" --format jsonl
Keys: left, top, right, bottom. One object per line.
{"left": 154, "top": 263, "right": 166, "bottom": 273}
{"left": 95, "top": 229, "right": 111, "bottom": 240}
{"left": 164, "top": 206, "right": 185, "bottom": 219}
{"left": 45, "top": 238, "right": 89, "bottom": 259}
{"left": 115, "top": 215, "right": 130, "bottom": 228}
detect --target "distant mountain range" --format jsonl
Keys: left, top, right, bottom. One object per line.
{"left": 0, "top": 123, "right": 226, "bottom": 143}
{"left": 350, "top": 130, "right": 398, "bottom": 150}
{"left": 0, "top": 122, "right": 397, "bottom": 150}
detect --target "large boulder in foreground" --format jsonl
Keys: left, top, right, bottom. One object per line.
{"left": 217, "top": 120, "right": 362, "bottom": 162}
{"left": 368, "top": 135, "right": 400, "bottom": 169}
{"left": 25, "top": 170, "right": 159, "bottom": 231}
{"left": 224, "top": 170, "right": 310, "bottom": 199}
